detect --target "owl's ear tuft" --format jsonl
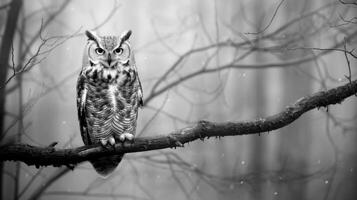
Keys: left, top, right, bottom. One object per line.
{"left": 120, "top": 30, "right": 132, "bottom": 42}
{"left": 85, "top": 30, "right": 100, "bottom": 43}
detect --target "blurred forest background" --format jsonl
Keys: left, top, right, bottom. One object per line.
{"left": 0, "top": 0, "right": 357, "bottom": 199}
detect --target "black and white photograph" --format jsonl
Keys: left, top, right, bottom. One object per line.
{"left": 0, "top": 0, "right": 357, "bottom": 199}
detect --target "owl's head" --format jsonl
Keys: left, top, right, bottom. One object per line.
{"left": 84, "top": 30, "right": 132, "bottom": 68}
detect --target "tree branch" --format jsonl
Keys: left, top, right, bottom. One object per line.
{"left": 0, "top": 79, "right": 356, "bottom": 168}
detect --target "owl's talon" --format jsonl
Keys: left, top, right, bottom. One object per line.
{"left": 119, "top": 134, "right": 125, "bottom": 142}
{"left": 125, "top": 133, "right": 134, "bottom": 141}
{"left": 120, "top": 133, "right": 134, "bottom": 141}
{"left": 119, "top": 133, "right": 134, "bottom": 142}
{"left": 100, "top": 139, "right": 108, "bottom": 146}
{"left": 109, "top": 136, "right": 116, "bottom": 146}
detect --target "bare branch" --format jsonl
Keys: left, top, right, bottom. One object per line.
{"left": 339, "top": 0, "right": 357, "bottom": 6}
{"left": 0, "top": 79, "right": 356, "bottom": 167}
{"left": 144, "top": 28, "right": 357, "bottom": 105}
{"left": 343, "top": 38, "right": 353, "bottom": 85}
{"left": 246, "top": 0, "right": 285, "bottom": 35}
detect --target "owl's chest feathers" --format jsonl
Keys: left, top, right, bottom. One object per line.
{"left": 107, "top": 84, "right": 119, "bottom": 112}
{"left": 84, "top": 66, "right": 135, "bottom": 112}
{"left": 83, "top": 66, "right": 139, "bottom": 136}
{"left": 85, "top": 65, "right": 119, "bottom": 84}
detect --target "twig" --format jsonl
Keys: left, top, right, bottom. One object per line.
{"left": 144, "top": 29, "right": 357, "bottom": 105}
{"left": 343, "top": 38, "right": 352, "bottom": 84}
{"left": 246, "top": 0, "right": 285, "bottom": 35}
{"left": 339, "top": 0, "right": 357, "bottom": 6}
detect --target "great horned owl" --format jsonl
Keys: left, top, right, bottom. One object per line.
{"left": 76, "top": 30, "right": 143, "bottom": 176}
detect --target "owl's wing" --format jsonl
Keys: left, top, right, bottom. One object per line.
{"left": 136, "top": 70, "right": 143, "bottom": 107}
{"left": 76, "top": 72, "right": 92, "bottom": 145}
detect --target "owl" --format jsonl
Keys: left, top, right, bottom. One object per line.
{"left": 76, "top": 30, "right": 143, "bottom": 176}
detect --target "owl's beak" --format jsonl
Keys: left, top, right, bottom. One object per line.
{"left": 107, "top": 54, "right": 112, "bottom": 67}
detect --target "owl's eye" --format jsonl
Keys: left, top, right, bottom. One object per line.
{"left": 114, "top": 47, "right": 123, "bottom": 55}
{"left": 95, "top": 48, "right": 105, "bottom": 55}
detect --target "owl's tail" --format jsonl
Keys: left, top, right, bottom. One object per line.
{"left": 90, "top": 154, "right": 123, "bottom": 177}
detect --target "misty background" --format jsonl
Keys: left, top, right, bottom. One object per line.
{"left": 1, "top": 0, "right": 357, "bottom": 199}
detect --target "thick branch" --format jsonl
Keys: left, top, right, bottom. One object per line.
{"left": 0, "top": 0, "right": 22, "bottom": 135}
{"left": 0, "top": 1, "right": 23, "bottom": 199}
{"left": 0, "top": 80, "right": 356, "bottom": 168}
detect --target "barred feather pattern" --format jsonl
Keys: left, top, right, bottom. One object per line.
{"left": 77, "top": 46, "right": 142, "bottom": 176}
